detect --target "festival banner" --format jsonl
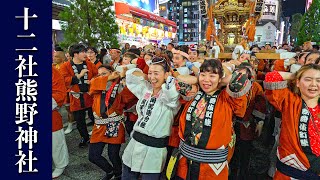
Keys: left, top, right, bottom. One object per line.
{"left": 1, "top": 0, "right": 52, "bottom": 179}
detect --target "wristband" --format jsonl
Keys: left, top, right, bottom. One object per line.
{"left": 186, "top": 62, "right": 194, "bottom": 70}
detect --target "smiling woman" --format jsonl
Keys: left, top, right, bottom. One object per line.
{"left": 121, "top": 61, "right": 180, "bottom": 179}
{"left": 174, "top": 59, "right": 252, "bottom": 180}
{"left": 263, "top": 64, "right": 320, "bottom": 179}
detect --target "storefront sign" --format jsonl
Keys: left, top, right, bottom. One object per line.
{"left": 261, "top": 0, "right": 278, "bottom": 21}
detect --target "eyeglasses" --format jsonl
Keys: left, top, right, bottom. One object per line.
{"left": 86, "top": 51, "right": 95, "bottom": 54}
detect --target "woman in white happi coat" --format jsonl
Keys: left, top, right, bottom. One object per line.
{"left": 122, "top": 56, "right": 180, "bottom": 180}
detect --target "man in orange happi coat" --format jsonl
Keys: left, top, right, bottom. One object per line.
{"left": 60, "top": 44, "right": 98, "bottom": 148}
{"left": 52, "top": 66, "right": 69, "bottom": 178}
{"left": 52, "top": 48, "right": 76, "bottom": 134}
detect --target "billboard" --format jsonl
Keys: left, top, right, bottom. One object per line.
{"left": 261, "top": 0, "right": 279, "bottom": 21}
{"left": 121, "top": 0, "right": 157, "bottom": 13}
{"left": 159, "top": 0, "right": 169, "bottom": 4}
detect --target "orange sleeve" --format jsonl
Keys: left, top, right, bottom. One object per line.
{"left": 52, "top": 67, "right": 67, "bottom": 107}
{"left": 87, "top": 60, "right": 98, "bottom": 78}
{"left": 225, "top": 92, "right": 247, "bottom": 118}
{"left": 59, "top": 61, "right": 73, "bottom": 88}
{"left": 273, "top": 60, "right": 287, "bottom": 72}
{"left": 95, "top": 61, "right": 102, "bottom": 69}
{"left": 89, "top": 76, "right": 109, "bottom": 95}
{"left": 264, "top": 72, "right": 299, "bottom": 112}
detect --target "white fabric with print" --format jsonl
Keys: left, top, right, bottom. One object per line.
{"left": 123, "top": 68, "right": 180, "bottom": 173}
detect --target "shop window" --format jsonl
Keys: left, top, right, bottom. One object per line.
{"left": 257, "top": 36, "right": 261, "bottom": 42}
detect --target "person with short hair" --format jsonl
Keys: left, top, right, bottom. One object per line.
{"left": 52, "top": 48, "right": 75, "bottom": 134}
{"left": 282, "top": 43, "right": 291, "bottom": 51}
{"left": 88, "top": 64, "right": 131, "bottom": 180}
{"left": 265, "top": 44, "right": 272, "bottom": 50}
{"left": 305, "top": 52, "right": 320, "bottom": 65}
{"left": 60, "top": 44, "right": 98, "bottom": 148}
{"left": 53, "top": 49, "right": 66, "bottom": 70}
{"left": 110, "top": 48, "right": 122, "bottom": 69}
{"left": 86, "top": 46, "right": 102, "bottom": 68}
{"left": 167, "top": 43, "right": 174, "bottom": 51}
{"left": 250, "top": 46, "right": 260, "bottom": 53}
{"left": 312, "top": 45, "right": 319, "bottom": 52}
{"left": 172, "top": 49, "right": 199, "bottom": 75}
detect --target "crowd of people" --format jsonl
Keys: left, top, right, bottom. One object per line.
{"left": 51, "top": 40, "right": 320, "bottom": 180}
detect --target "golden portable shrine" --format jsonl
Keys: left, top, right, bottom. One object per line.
{"left": 204, "top": 0, "right": 264, "bottom": 54}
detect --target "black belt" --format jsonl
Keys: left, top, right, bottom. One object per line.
{"left": 132, "top": 131, "right": 168, "bottom": 148}
{"left": 276, "top": 159, "right": 320, "bottom": 180}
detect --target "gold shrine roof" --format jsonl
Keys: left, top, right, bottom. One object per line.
{"left": 213, "top": 0, "right": 250, "bottom": 17}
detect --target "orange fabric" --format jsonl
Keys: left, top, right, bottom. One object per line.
{"left": 273, "top": 59, "right": 288, "bottom": 72}
{"left": 52, "top": 67, "right": 67, "bottom": 132}
{"left": 94, "top": 60, "right": 102, "bottom": 69}
{"left": 89, "top": 76, "right": 125, "bottom": 144}
{"left": 257, "top": 59, "right": 266, "bottom": 71}
{"left": 89, "top": 76, "right": 137, "bottom": 144}
{"left": 59, "top": 60, "right": 98, "bottom": 112}
{"left": 52, "top": 63, "right": 64, "bottom": 71}
{"left": 265, "top": 86, "right": 315, "bottom": 179}
{"left": 245, "top": 1, "right": 258, "bottom": 42}
{"left": 176, "top": 90, "right": 247, "bottom": 179}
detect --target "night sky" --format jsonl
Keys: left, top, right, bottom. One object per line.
{"left": 282, "top": 0, "right": 306, "bottom": 17}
